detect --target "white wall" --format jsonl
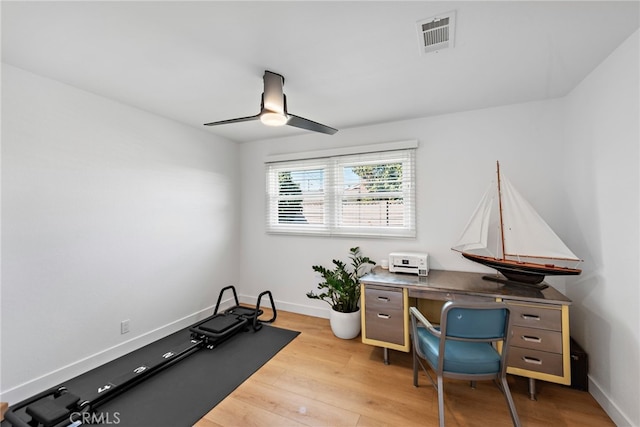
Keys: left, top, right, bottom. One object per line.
{"left": 1, "top": 28, "right": 637, "bottom": 424}
{"left": 238, "top": 99, "right": 569, "bottom": 317}
{"left": 0, "top": 64, "right": 241, "bottom": 403}
{"left": 563, "top": 30, "right": 639, "bottom": 427}
{"left": 238, "top": 30, "right": 639, "bottom": 427}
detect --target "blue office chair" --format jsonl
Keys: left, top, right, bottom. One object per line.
{"left": 410, "top": 302, "right": 521, "bottom": 427}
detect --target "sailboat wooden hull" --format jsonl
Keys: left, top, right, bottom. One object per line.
{"left": 461, "top": 252, "right": 582, "bottom": 284}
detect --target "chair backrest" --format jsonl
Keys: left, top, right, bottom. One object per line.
{"left": 441, "top": 302, "right": 510, "bottom": 342}
{"left": 437, "top": 301, "right": 513, "bottom": 377}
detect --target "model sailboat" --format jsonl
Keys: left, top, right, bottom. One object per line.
{"left": 452, "top": 161, "right": 582, "bottom": 287}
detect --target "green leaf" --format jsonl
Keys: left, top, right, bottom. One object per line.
{"left": 307, "top": 247, "right": 375, "bottom": 313}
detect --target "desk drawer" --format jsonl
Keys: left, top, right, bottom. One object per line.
{"left": 410, "top": 288, "right": 492, "bottom": 303}
{"left": 365, "top": 308, "right": 404, "bottom": 345}
{"left": 366, "top": 286, "right": 403, "bottom": 309}
{"left": 511, "top": 326, "right": 563, "bottom": 354}
{"left": 507, "top": 302, "right": 562, "bottom": 331}
{"left": 364, "top": 286, "right": 404, "bottom": 345}
{"left": 508, "top": 346, "right": 564, "bottom": 377}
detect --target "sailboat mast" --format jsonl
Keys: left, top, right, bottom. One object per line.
{"left": 496, "top": 161, "right": 506, "bottom": 261}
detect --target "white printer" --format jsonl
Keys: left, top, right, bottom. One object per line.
{"left": 388, "top": 252, "right": 429, "bottom": 276}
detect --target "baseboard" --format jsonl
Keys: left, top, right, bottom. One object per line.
{"left": 1, "top": 295, "right": 314, "bottom": 406}
{"left": 238, "top": 293, "right": 331, "bottom": 319}
{"left": 588, "top": 375, "right": 634, "bottom": 426}
{"left": 0, "top": 302, "right": 234, "bottom": 406}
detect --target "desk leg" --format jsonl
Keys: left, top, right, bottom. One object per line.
{"left": 528, "top": 378, "right": 537, "bottom": 400}
{"left": 383, "top": 347, "right": 390, "bottom": 365}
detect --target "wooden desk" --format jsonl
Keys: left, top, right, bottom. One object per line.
{"left": 360, "top": 268, "right": 572, "bottom": 399}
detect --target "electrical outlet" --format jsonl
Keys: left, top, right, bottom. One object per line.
{"left": 121, "top": 319, "right": 130, "bottom": 334}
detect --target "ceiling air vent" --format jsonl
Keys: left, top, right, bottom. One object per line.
{"left": 417, "top": 10, "right": 456, "bottom": 54}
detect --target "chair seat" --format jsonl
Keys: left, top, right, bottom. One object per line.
{"left": 416, "top": 327, "right": 500, "bottom": 374}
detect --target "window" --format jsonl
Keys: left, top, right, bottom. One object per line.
{"left": 266, "top": 144, "right": 416, "bottom": 237}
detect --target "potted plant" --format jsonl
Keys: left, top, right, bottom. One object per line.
{"left": 307, "top": 247, "right": 375, "bottom": 339}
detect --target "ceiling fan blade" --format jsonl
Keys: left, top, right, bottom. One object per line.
{"left": 203, "top": 70, "right": 338, "bottom": 135}
{"left": 262, "top": 71, "right": 285, "bottom": 114}
{"left": 287, "top": 114, "right": 338, "bottom": 135}
{"left": 203, "top": 114, "right": 260, "bottom": 126}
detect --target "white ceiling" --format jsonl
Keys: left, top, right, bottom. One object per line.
{"left": 2, "top": 1, "right": 639, "bottom": 143}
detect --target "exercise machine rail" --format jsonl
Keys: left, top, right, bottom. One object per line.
{"left": 5, "top": 286, "right": 277, "bottom": 427}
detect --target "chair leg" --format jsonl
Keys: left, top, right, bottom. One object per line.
{"left": 413, "top": 349, "right": 419, "bottom": 387}
{"left": 437, "top": 375, "right": 445, "bottom": 427}
{"left": 500, "top": 376, "right": 521, "bottom": 427}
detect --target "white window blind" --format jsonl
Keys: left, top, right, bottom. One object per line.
{"left": 266, "top": 147, "right": 416, "bottom": 238}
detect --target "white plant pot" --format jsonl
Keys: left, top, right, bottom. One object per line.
{"left": 330, "top": 308, "right": 361, "bottom": 339}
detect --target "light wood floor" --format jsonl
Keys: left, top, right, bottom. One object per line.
{"left": 195, "top": 310, "right": 613, "bottom": 427}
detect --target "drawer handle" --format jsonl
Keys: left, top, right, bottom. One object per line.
{"left": 521, "top": 335, "right": 542, "bottom": 343}
{"left": 377, "top": 296, "right": 390, "bottom": 302}
{"left": 521, "top": 314, "right": 541, "bottom": 321}
{"left": 377, "top": 313, "right": 390, "bottom": 319}
{"left": 522, "top": 356, "right": 543, "bottom": 365}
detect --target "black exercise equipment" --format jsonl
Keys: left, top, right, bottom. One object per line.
{"left": 189, "top": 287, "right": 276, "bottom": 345}
{"left": 5, "top": 286, "right": 276, "bottom": 427}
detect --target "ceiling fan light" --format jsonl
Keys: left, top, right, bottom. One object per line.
{"left": 260, "top": 112, "right": 288, "bottom": 127}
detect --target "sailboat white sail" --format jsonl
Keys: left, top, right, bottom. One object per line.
{"left": 500, "top": 176, "right": 579, "bottom": 261}
{"left": 452, "top": 162, "right": 582, "bottom": 285}
{"left": 452, "top": 183, "right": 499, "bottom": 256}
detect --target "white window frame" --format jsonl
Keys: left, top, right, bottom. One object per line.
{"left": 265, "top": 141, "right": 417, "bottom": 238}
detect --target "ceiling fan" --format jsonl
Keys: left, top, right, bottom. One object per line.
{"left": 204, "top": 70, "right": 338, "bottom": 135}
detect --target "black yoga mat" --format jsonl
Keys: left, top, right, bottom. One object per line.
{"left": 28, "top": 324, "right": 299, "bottom": 427}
